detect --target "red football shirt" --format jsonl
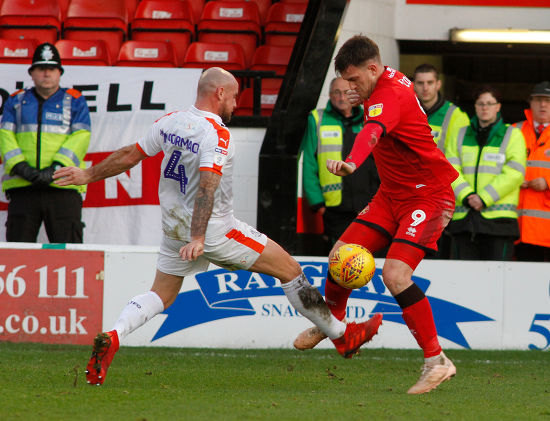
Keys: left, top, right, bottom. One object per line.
{"left": 346, "top": 66, "right": 458, "bottom": 197}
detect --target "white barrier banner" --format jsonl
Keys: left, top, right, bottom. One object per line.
{"left": 102, "top": 253, "right": 550, "bottom": 351}
{"left": 0, "top": 65, "right": 203, "bottom": 245}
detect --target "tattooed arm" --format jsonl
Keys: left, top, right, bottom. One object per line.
{"left": 179, "top": 170, "right": 221, "bottom": 261}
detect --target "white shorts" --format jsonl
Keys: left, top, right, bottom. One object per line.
{"left": 157, "top": 215, "right": 268, "bottom": 277}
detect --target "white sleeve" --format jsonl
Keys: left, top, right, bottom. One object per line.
{"left": 137, "top": 120, "right": 163, "bottom": 157}
{"left": 199, "top": 125, "right": 230, "bottom": 175}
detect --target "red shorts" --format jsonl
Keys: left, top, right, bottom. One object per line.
{"left": 341, "top": 186, "right": 455, "bottom": 253}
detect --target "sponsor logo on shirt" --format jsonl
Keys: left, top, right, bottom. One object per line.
{"left": 214, "top": 147, "right": 228, "bottom": 166}
{"left": 406, "top": 226, "right": 416, "bottom": 237}
{"left": 368, "top": 103, "right": 383, "bottom": 117}
{"left": 160, "top": 129, "right": 199, "bottom": 153}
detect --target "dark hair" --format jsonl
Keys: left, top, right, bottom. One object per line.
{"left": 413, "top": 63, "right": 439, "bottom": 79}
{"left": 473, "top": 85, "right": 502, "bottom": 103}
{"left": 334, "top": 35, "right": 380, "bottom": 74}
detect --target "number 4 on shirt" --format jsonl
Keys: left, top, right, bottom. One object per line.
{"left": 164, "top": 150, "right": 188, "bottom": 194}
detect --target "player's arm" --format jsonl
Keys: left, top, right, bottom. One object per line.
{"left": 327, "top": 122, "right": 383, "bottom": 176}
{"left": 53, "top": 143, "right": 147, "bottom": 186}
{"left": 179, "top": 170, "right": 222, "bottom": 261}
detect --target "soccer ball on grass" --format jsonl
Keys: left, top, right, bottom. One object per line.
{"left": 328, "top": 243, "right": 375, "bottom": 289}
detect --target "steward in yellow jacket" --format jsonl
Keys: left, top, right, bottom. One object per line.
{"left": 446, "top": 111, "right": 526, "bottom": 260}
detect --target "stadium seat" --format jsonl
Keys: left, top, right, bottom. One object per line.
{"left": 186, "top": 0, "right": 205, "bottom": 24}
{"left": 116, "top": 40, "right": 178, "bottom": 67}
{"left": 248, "top": 0, "right": 272, "bottom": 25}
{"left": 182, "top": 41, "right": 246, "bottom": 71}
{"left": 197, "top": 1, "right": 261, "bottom": 67}
{"left": 55, "top": 39, "right": 111, "bottom": 66}
{"left": 249, "top": 44, "right": 292, "bottom": 89}
{"left": 0, "top": 38, "right": 39, "bottom": 64}
{"left": 130, "top": 0, "right": 194, "bottom": 66}
{"left": 234, "top": 87, "right": 278, "bottom": 116}
{"left": 63, "top": 0, "right": 128, "bottom": 65}
{"left": 264, "top": 2, "right": 307, "bottom": 47}
{"left": 58, "top": 0, "right": 69, "bottom": 19}
{"left": 0, "top": 0, "right": 61, "bottom": 44}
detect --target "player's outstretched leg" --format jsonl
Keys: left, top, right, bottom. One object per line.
{"left": 407, "top": 351, "right": 456, "bottom": 394}
{"left": 331, "top": 313, "right": 383, "bottom": 358}
{"left": 86, "top": 330, "right": 120, "bottom": 386}
{"left": 294, "top": 274, "right": 352, "bottom": 350}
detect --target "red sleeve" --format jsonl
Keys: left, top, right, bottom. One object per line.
{"left": 345, "top": 122, "right": 384, "bottom": 169}
{"left": 365, "top": 86, "right": 400, "bottom": 134}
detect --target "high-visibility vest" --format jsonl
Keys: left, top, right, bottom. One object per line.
{"left": 313, "top": 108, "right": 346, "bottom": 207}
{"left": 0, "top": 87, "right": 91, "bottom": 193}
{"left": 427, "top": 101, "right": 470, "bottom": 154}
{"left": 446, "top": 120, "right": 526, "bottom": 221}
{"left": 514, "top": 109, "right": 550, "bottom": 247}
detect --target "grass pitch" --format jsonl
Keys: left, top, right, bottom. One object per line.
{"left": 0, "top": 342, "right": 548, "bottom": 421}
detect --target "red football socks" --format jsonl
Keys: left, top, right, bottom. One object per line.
{"left": 402, "top": 297, "right": 442, "bottom": 358}
{"left": 324, "top": 275, "right": 352, "bottom": 321}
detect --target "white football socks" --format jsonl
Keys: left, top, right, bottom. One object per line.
{"left": 112, "top": 290, "right": 164, "bottom": 341}
{"left": 281, "top": 273, "right": 346, "bottom": 339}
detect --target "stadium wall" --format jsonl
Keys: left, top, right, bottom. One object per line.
{"left": 1, "top": 243, "right": 549, "bottom": 351}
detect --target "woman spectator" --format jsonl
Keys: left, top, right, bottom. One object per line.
{"left": 445, "top": 85, "right": 526, "bottom": 260}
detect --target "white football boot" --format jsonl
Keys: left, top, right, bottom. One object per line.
{"left": 407, "top": 351, "right": 456, "bottom": 394}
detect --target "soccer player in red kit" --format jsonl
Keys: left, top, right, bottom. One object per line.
{"left": 294, "top": 35, "right": 458, "bottom": 394}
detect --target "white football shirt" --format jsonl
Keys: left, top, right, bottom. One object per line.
{"left": 137, "top": 106, "right": 235, "bottom": 241}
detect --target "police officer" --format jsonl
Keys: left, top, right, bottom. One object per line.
{"left": 0, "top": 43, "right": 91, "bottom": 243}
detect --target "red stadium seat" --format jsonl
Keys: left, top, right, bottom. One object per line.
{"left": 182, "top": 41, "right": 246, "bottom": 71}
{"left": 186, "top": 0, "right": 205, "bottom": 24}
{"left": 197, "top": 1, "right": 261, "bottom": 67}
{"left": 0, "top": 38, "right": 39, "bottom": 64}
{"left": 55, "top": 39, "right": 111, "bottom": 66}
{"left": 248, "top": 0, "right": 272, "bottom": 25}
{"left": 234, "top": 87, "right": 278, "bottom": 116}
{"left": 116, "top": 40, "right": 178, "bottom": 67}
{"left": 130, "top": 0, "right": 194, "bottom": 66}
{"left": 63, "top": 0, "right": 128, "bottom": 64}
{"left": 249, "top": 44, "right": 292, "bottom": 89}
{"left": 0, "top": 0, "right": 61, "bottom": 44}
{"left": 264, "top": 2, "right": 307, "bottom": 47}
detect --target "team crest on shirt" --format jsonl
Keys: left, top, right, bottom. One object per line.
{"left": 368, "top": 103, "right": 383, "bottom": 117}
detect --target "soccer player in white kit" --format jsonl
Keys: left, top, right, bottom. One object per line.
{"left": 54, "top": 67, "right": 383, "bottom": 386}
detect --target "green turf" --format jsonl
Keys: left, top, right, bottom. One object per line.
{"left": 0, "top": 342, "right": 548, "bottom": 421}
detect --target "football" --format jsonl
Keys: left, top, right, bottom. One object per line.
{"left": 328, "top": 243, "right": 376, "bottom": 289}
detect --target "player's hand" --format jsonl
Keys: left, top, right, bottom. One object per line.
{"left": 326, "top": 159, "right": 356, "bottom": 176}
{"left": 179, "top": 238, "right": 205, "bottom": 261}
{"left": 526, "top": 177, "right": 548, "bottom": 192}
{"left": 345, "top": 89, "right": 361, "bottom": 106}
{"left": 53, "top": 166, "right": 88, "bottom": 186}
{"left": 467, "top": 194, "right": 484, "bottom": 211}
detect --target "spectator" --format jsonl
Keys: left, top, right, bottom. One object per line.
{"left": 413, "top": 64, "right": 469, "bottom": 259}
{"left": 299, "top": 77, "right": 379, "bottom": 249}
{"left": 0, "top": 42, "right": 91, "bottom": 243}
{"left": 513, "top": 81, "right": 550, "bottom": 261}
{"left": 413, "top": 63, "right": 469, "bottom": 154}
{"left": 446, "top": 85, "right": 526, "bottom": 260}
